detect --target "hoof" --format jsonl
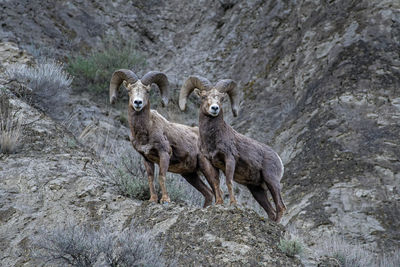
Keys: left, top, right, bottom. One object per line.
{"left": 267, "top": 211, "right": 276, "bottom": 221}
{"left": 203, "top": 198, "right": 213, "bottom": 208}
{"left": 149, "top": 196, "right": 158, "bottom": 203}
{"left": 160, "top": 196, "right": 171, "bottom": 204}
{"left": 215, "top": 200, "right": 224, "bottom": 205}
{"left": 275, "top": 211, "right": 284, "bottom": 223}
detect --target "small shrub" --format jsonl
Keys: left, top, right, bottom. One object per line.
{"left": 0, "top": 93, "right": 22, "bottom": 154}
{"left": 116, "top": 166, "right": 151, "bottom": 201}
{"left": 67, "top": 39, "right": 146, "bottom": 94}
{"left": 109, "top": 153, "right": 188, "bottom": 203}
{"left": 33, "top": 224, "right": 100, "bottom": 266}
{"left": 33, "top": 224, "right": 165, "bottom": 267}
{"left": 278, "top": 233, "right": 304, "bottom": 257}
{"left": 101, "top": 227, "right": 165, "bottom": 267}
{"left": 165, "top": 175, "right": 188, "bottom": 203}
{"left": 5, "top": 59, "right": 72, "bottom": 119}
{"left": 113, "top": 154, "right": 152, "bottom": 201}
{"left": 96, "top": 146, "right": 199, "bottom": 205}
{"left": 118, "top": 113, "right": 128, "bottom": 126}
{"left": 66, "top": 138, "right": 78, "bottom": 148}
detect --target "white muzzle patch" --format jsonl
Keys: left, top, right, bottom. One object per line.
{"left": 209, "top": 104, "right": 220, "bottom": 116}
{"left": 133, "top": 98, "right": 144, "bottom": 111}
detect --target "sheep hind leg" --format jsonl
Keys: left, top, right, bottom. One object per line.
{"left": 182, "top": 172, "right": 214, "bottom": 208}
{"left": 247, "top": 184, "right": 276, "bottom": 221}
{"left": 262, "top": 173, "right": 286, "bottom": 223}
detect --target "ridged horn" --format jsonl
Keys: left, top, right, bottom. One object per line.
{"left": 141, "top": 71, "right": 169, "bottom": 107}
{"left": 179, "top": 76, "right": 212, "bottom": 111}
{"left": 109, "top": 69, "right": 138, "bottom": 104}
{"left": 214, "top": 79, "right": 240, "bottom": 117}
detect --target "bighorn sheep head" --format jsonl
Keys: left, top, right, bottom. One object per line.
{"left": 109, "top": 69, "right": 169, "bottom": 111}
{"left": 179, "top": 76, "right": 239, "bottom": 117}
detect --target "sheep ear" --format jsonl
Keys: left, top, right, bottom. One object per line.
{"left": 193, "top": 88, "right": 201, "bottom": 97}
{"left": 122, "top": 81, "right": 129, "bottom": 90}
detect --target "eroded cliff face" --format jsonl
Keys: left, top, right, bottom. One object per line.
{"left": 126, "top": 0, "right": 400, "bottom": 252}
{"left": 1, "top": 0, "right": 399, "bottom": 263}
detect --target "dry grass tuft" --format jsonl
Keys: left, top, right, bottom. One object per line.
{"left": 319, "top": 235, "right": 374, "bottom": 267}
{"left": 0, "top": 93, "right": 22, "bottom": 154}
{"left": 378, "top": 249, "right": 400, "bottom": 267}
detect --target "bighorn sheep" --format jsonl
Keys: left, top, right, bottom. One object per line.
{"left": 179, "top": 76, "right": 286, "bottom": 222}
{"left": 109, "top": 70, "right": 223, "bottom": 206}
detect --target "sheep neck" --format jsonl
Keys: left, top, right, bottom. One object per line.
{"left": 128, "top": 104, "right": 151, "bottom": 145}
{"left": 199, "top": 110, "right": 226, "bottom": 152}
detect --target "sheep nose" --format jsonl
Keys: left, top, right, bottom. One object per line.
{"left": 134, "top": 99, "right": 143, "bottom": 106}
{"left": 211, "top": 105, "right": 219, "bottom": 111}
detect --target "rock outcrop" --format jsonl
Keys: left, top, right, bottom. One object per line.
{"left": 135, "top": 202, "right": 301, "bottom": 266}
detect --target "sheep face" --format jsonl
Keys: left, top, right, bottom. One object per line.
{"left": 195, "top": 88, "right": 225, "bottom": 117}
{"left": 125, "top": 81, "right": 151, "bottom": 111}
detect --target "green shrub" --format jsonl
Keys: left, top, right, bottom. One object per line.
{"left": 118, "top": 113, "right": 128, "bottom": 126}
{"left": 278, "top": 235, "right": 304, "bottom": 257}
{"left": 67, "top": 40, "right": 146, "bottom": 94}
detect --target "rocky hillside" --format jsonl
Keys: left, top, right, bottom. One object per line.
{"left": 0, "top": 81, "right": 300, "bottom": 266}
{"left": 1, "top": 0, "right": 399, "bottom": 265}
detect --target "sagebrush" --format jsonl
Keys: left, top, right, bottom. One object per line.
{"left": 5, "top": 59, "right": 72, "bottom": 119}
{"left": 33, "top": 224, "right": 165, "bottom": 267}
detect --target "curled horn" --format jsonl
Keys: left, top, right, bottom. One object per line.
{"left": 179, "top": 76, "right": 212, "bottom": 111}
{"left": 109, "top": 69, "right": 138, "bottom": 104}
{"left": 141, "top": 71, "right": 169, "bottom": 107}
{"left": 214, "top": 79, "right": 240, "bottom": 117}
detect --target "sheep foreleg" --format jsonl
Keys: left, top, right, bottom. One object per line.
{"left": 158, "top": 153, "right": 171, "bottom": 204}
{"left": 225, "top": 156, "right": 237, "bottom": 205}
{"left": 144, "top": 158, "right": 157, "bottom": 202}
{"left": 199, "top": 155, "right": 224, "bottom": 205}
